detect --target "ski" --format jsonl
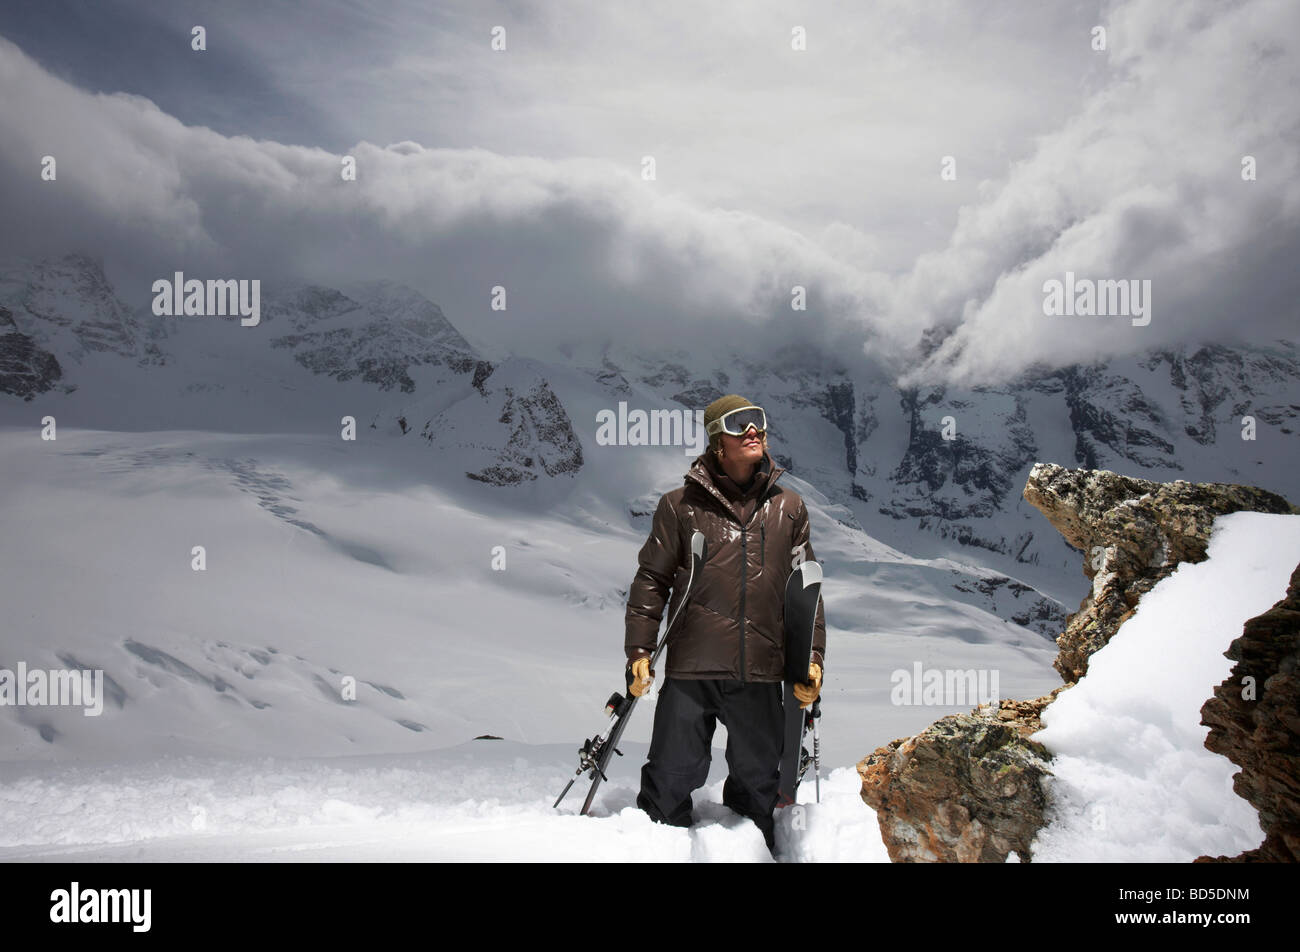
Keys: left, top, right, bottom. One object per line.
{"left": 777, "top": 557, "right": 822, "bottom": 806}
{"left": 554, "top": 529, "right": 707, "bottom": 815}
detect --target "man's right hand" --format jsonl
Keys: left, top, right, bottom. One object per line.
{"left": 627, "top": 657, "right": 654, "bottom": 697}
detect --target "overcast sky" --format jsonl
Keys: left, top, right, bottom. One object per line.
{"left": 0, "top": 0, "right": 1296, "bottom": 384}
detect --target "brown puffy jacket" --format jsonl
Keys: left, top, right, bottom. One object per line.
{"left": 624, "top": 450, "right": 826, "bottom": 682}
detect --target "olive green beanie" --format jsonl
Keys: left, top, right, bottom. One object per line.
{"left": 704, "top": 394, "right": 759, "bottom": 454}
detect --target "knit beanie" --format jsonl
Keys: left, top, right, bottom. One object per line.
{"left": 704, "top": 394, "right": 759, "bottom": 455}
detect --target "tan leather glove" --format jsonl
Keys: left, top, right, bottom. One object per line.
{"left": 628, "top": 657, "right": 654, "bottom": 697}
{"left": 793, "top": 662, "right": 822, "bottom": 708}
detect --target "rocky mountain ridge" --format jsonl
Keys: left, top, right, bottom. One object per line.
{"left": 0, "top": 255, "right": 580, "bottom": 488}
{"left": 858, "top": 464, "right": 1298, "bottom": 862}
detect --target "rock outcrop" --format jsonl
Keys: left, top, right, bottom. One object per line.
{"left": 1197, "top": 561, "right": 1300, "bottom": 862}
{"left": 857, "top": 691, "right": 1061, "bottom": 862}
{"left": 1023, "top": 463, "right": 1296, "bottom": 683}
{"left": 858, "top": 464, "right": 1298, "bottom": 862}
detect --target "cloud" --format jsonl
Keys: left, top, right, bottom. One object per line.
{"left": 892, "top": 0, "right": 1300, "bottom": 386}
{"left": 0, "top": 33, "right": 890, "bottom": 368}
{"left": 0, "top": 0, "right": 1296, "bottom": 388}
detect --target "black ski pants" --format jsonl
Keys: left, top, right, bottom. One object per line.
{"left": 637, "top": 677, "right": 783, "bottom": 848}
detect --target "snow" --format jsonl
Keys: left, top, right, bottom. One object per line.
{"left": 0, "top": 741, "right": 885, "bottom": 862}
{"left": 1, "top": 420, "right": 1291, "bottom": 861}
{"left": 1029, "top": 511, "right": 1300, "bottom": 861}
{"left": 0, "top": 424, "right": 1055, "bottom": 861}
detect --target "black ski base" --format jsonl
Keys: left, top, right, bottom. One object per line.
{"left": 777, "top": 559, "right": 822, "bottom": 805}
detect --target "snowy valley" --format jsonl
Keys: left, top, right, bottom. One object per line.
{"left": 1, "top": 254, "right": 1297, "bottom": 862}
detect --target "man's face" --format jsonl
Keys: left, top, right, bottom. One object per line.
{"left": 721, "top": 425, "right": 765, "bottom": 467}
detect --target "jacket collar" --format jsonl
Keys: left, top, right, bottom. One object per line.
{"left": 685, "top": 449, "right": 785, "bottom": 527}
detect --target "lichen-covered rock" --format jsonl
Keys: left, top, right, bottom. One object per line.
{"left": 857, "top": 690, "right": 1062, "bottom": 862}
{"left": 858, "top": 464, "right": 1297, "bottom": 863}
{"left": 1197, "top": 561, "right": 1300, "bottom": 863}
{"left": 1023, "top": 462, "right": 1296, "bottom": 682}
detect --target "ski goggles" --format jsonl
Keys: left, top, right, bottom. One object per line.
{"left": 705, "top": 405, "right": 767, "bottom": 437}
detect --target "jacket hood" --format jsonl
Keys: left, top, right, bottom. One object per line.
{"left": 685, "top": 448, "right": 785, "bottom": 528}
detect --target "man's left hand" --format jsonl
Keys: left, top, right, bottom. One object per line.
{"left": 793, "top": 662, "right": 822, "bottom": 709}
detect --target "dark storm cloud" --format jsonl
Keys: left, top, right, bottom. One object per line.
{"left": 0, "top": 37, "right": 884, "bottom": 365}
{"left": 0, "top": 0, "right": 338, "bottom": 147}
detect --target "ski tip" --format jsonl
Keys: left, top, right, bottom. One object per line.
{"left": 690, "top": 530, "right": 706, "bottom": 560}
{"left": 798, "top": 560, "right": 823, "bottom": 587}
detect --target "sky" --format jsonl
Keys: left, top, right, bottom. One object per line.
{"left": 0, "top": 0, "right": 1296, "bottom": 383}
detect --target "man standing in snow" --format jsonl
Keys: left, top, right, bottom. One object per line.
{"left": 624, "top": 394, "right": 826, "bottom": 851}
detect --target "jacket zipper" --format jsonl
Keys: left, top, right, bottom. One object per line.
{"left": 685, "top": 464, "right": 785, "bottom": 684}
{"left": 739, "top": 526, "right": 747, "bottom": 683}
{"left": 738, "top": 494, "right": 775, "bottom": 684}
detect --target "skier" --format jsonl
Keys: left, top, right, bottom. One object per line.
{"left": 624, "top": 394, "right": 825, "bottom": 851}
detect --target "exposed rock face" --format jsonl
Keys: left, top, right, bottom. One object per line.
{"left": 809, "top": 380, "right": 859, "bottom": 480}
{"left": 0, "top": 306, "right": 63, "bottom": 399}
{"left": 463, "top": 380, "right": 584, "bottom": 485}
{"left": 0, "top": 254, "right": 167, "bottom": 374}
{"left": 948, "top": 571, "right": 1069, "bottom": 639}
{"left": 1197, "top": 561, "right": 1300, "bottom": 863}
{"left": 588, "top": 358, "right": 632, "bottom": 397}
{"left": 857, "top": 691, "right": 1062, "bottom": 862}
{"left": 883, "top": 385, "right": 1039, "bottom": 528}
{"left": 266, "top": 283, "right": 481, "bottom": 393}
{"left": 1023, "top": 462, "right": 1297, "bottom": 682}
{"left": 1061, "top": 365, "right": 1179, "bottom": 470}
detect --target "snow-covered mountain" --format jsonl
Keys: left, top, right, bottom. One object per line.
{"left": 0, "top": 255, "right": 585, "bottom": 489}
{"left": 0, "top": 253, "right": 167, "bottom": 370}
{"left": 4, "top": 253, "right": 1297, "bottom": 603}
{"left": 1, "top": 252, "right": 1296, "bottom": 767}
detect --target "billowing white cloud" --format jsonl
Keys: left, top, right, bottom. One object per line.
{"left": 892, "top": 0, "right": 1300, "bottom": 386}
{"left": 0, "top": 34, "right": 890, "bottom": 367}
{"left": 0, "top": 0, "right": 1295, "bottom": 386}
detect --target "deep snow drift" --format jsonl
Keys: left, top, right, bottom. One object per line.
{"left": 0, "top": 742, "right": 884, "bottom": 863}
